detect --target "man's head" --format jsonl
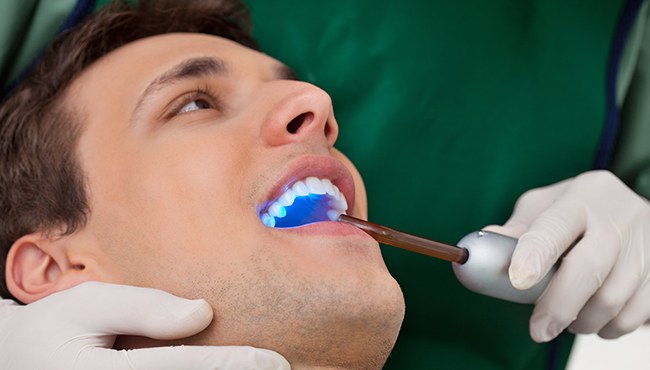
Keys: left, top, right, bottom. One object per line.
{"left": 0, "top": 1, "right": 404, "bottom": 368}
{"left": 0, "top": 0, "right": 258, "bottom": 300}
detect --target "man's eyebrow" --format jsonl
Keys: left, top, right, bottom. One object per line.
{"left": 133, "top": 56, "right": 229, "bottom": 118}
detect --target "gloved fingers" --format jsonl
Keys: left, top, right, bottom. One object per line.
{"left": 568, "top": 238, "right": 643, "bottom": 334}
{"left": 509, "top": 197, "right": 585, "bottom": 289}
{"left": 598, "top": 277, "right": 650, "bottom": 339}
{"left": 483, "top": 179, "right": 573, "bottom": 239}
{"left": 54, "top": 282, "right": 213, "bottom": 340}
{"left": 480, "top": 224, "right": 524, "bottom": 239}
{"left": 528, "top": 232, "right": 616, "bottom": 342}
{"left": 73, "top": 346, "right": 290, "bottom": 370}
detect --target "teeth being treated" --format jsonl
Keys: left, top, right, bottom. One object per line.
{"left": 321, "top": 178, "right": 338, "bottom": 197}
{"left": 305, "top": 177, "right": 326, "bottom": 194}
{"left": 292, "top": 181, "right": 310, "bottom": 196}
{"left": 327, "top": 209, "right": 342, "bottom": 221}
{"left": 261, "top": 213, "right": 276, "bottom": 228}
{"left": 277, "top": 191, "right": 296, "bottom": 207}
{"left": 268, "top": 202, "right": 286, "bottom": 218}
{"left": 260, "top": 176, "right": 349, "bottom": 228}
{"left": 328, "top": 196, "right": 347, "bottom": 211}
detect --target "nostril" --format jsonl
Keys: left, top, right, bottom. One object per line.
{"left": 287, "top": 112, "right": 312, "bottom": 134}
{"left": 324, "top": 119, "right": 331, "bottom": 138}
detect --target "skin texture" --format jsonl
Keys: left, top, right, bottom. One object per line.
{"left": 7, "top": 33, "right": 404, "bottom": 369}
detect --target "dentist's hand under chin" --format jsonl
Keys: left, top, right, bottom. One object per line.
{"left": 0, "top": 281, "right": 290, "bottom": 370}
{"left": 484, "top": 170, "right": 650, "bottom": 343}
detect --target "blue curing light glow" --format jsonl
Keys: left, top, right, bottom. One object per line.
{"left": 273, "top": 193, "right": 333, "bottom": 228}
{"left": 277, "top": 205, "right": 287, "bottom": 218}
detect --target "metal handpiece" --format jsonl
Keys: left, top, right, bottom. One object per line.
{"left": 453, "top": 230, "right": 556, "bottom": 304}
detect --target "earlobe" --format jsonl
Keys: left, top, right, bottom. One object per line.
{"left": 6, "top": 233, "right": 92, "bottom": 304}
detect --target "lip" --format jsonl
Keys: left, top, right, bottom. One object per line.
{"left": 258, "top": 154, "right": 356, "bottom": 217}
{"left": 276, "top": 219, "right": 373, "bottom": 239}
{"left": 261, "top": 219, "right": 384, "bottom": 271}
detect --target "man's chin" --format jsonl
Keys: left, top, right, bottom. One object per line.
{"left": 114, "top": 280, "right": 405, "bottom": 370}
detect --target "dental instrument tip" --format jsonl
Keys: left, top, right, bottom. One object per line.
{"left": 338, "top": 214, "right": 468, "bottom": 263}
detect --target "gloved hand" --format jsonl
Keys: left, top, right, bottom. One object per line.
{"left": 484, "top": 170, "right": 650, "bottom": 343}
{"left": 0, "top": 281, "right": 290, "bottom": 370}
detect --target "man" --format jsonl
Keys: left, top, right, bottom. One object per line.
{"left": 0, "top": 1, "right": 405, "bottom": 369}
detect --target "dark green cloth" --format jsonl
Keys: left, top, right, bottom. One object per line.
{"left": 244, "top": 0, "right": 625, "bottom": 368}
{"left": 0, "top": 0, "right": 77, "bottom": 89}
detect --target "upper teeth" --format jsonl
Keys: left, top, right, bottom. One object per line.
{"left": 260, "top": 176, "right": 348, "bottom": 228}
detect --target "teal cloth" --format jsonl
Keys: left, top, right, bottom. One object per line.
{"left": 612, "top": 1, "right": 650, "bottom": 198}
{"left": 0, "top": 0, "right": 77, "bottom": 88}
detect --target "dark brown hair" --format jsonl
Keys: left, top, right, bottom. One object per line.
{"left": 0, "top": 0, "right": 258, "bottom": 300}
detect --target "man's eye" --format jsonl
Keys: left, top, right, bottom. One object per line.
{"left": 168, "top": 88, "right": 221, "bottom": 118}
{"left": 178, "top": 99, "right": 212, "bottom": 114}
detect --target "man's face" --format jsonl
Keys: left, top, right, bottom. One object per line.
{"left": 66, "top": 33, "right": 404, "bottom": 366}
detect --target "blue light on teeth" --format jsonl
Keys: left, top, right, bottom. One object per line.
{"left": 261, "top": 213, "right": 275, "bottom": 228}
{"left": 268, "top": 203, "right": 287, "bottom": 218}
{"left": 265, "top": 193, "right": 336, "bottom": 228}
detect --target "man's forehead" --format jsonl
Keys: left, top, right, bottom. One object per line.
{"left": 72, "top": 33, "right": 281, "bottom": 86}
{"left": 65, "top": 32, "right": 295, "bottom": 113}
{"left": 64, "top": 32, "right": 298, "bottom": 128}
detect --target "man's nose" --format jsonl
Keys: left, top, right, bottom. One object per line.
{"left": 260, "top": 81, "right": 338, "bottom": 148}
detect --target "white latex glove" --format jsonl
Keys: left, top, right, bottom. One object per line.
{"left": 0, "top": 281, "right": 290, "bottom": 370}
{"left": 484, "top": 170, "right": 650, "bottom": 343}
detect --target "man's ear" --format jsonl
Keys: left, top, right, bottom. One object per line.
{"left": 5, "top": 232, "right": 99, "bottom": 304}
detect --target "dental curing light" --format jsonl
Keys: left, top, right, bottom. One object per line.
{"left": 338, "top": 215, "right": 556, "bottom": 304}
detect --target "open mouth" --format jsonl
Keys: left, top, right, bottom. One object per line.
{"left": 259, "top": 176, "right": 348, "bottom": 228}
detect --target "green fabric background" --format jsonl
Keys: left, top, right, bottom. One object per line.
{"left": 243, "top": 0, "right": 625, "bottom": 368}
{"left": 612, "top": 1, "right": 650, "bottom": 198}
{"left": 0, "top": 0, "right": 77, "bottom": 87}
